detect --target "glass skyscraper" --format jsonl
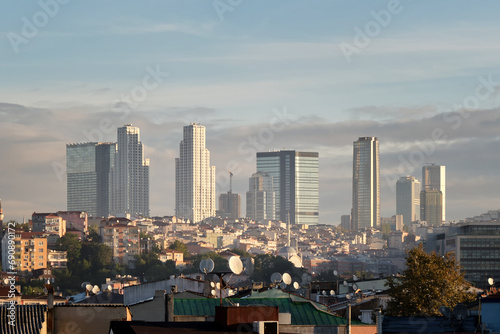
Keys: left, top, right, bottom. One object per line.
{"left": 66, "top": 142, "right": 115, "bottom": 217}
{"left": 352, "top": 137, "right": 380, "bottom": 230}
{"left": 256, "top": 150, "right": 319, "bottom": 225}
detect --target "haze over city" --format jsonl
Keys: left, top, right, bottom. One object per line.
{"left": 2, "top": 1, "right": 500, "bottom": 224}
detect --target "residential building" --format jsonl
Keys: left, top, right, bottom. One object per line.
{"left": 109, "top": 125, "right": 150, "bottom": 218}
{"left": 175, "top": 123, "right": 216, "bottom": 223}
{"left": 422, "top": 164, "right": 446, "bottom": 223}
{"left": 31, "top": 212, "right": 66, "bottom": 245}
{"left": 48, "top": 250, "right": 68, "bottom": 269}
{"left": 352, "top": 137, "right": 380, "bottom": 229}
{"left": 57, "top": 211, "right": 88, "bottom": 234}
{"left": 246, "top": 171, "right": 275, "bottom": 221}
{"left": 101, "top": 221, "right": 140, "bottom": 267}
{"left": 66, "top": 142, "right": 115, "bottom": 217}
{"left": 256, "top": 150, "right": 319, "bottom": 225}
{"left": 1, "top": 230, "right": 47, "bottom": 272}
{"left": 396, "top": 175, "right": 420, "bottom": 226}
{"left": 420, "top": 189, "right": 443, "bottom": 227}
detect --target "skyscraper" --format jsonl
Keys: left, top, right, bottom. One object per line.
{"left": 109, "top": 125, "right": 150, "bottom": 217}
{"left": 175, "top": 123, "right": 216, "bottom": 223}
{"left": 420, "top": 189, "right": 443, "bottom": 227}
{"left": 67, "top": 142, "right": 115, "bottom": 217}
{"left": 246, "top": 171, "right": 275, "bottom": 221}
{"left": 352, "top": 137, "right": 380, "bottom": 230}
{"left": 256, "top": 150, "right": 319, "bottom": 225}
{"left": 218, "top": 171, "right": 241, "bottom": 219}
{"left": 422, "top": 164, "right": 446, "bottom": 223}
{"left": 396, "top": 175, "right": 420, "bottom": 226}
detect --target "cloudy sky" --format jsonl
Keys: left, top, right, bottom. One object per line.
{"left": 1, "top": 0, "right": 500, "bottom": 224}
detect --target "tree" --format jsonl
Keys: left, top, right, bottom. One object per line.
{"left": 385, "top": 245, "right": 476, "bottom": 316}
{"left": 168, "top": 240, "right": 188, "bottom": 257}
{"left": 251, "top": 254, "right": 306, "bottom": 283}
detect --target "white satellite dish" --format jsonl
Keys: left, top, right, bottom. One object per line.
{"left": 343, "top": 280, "right": 348, "bottom": 286}
{"left": 353, "top": 275, "right": 358, "bottom": 281}
{"left": 346, "top": 294, "right": 352, "bottom": 300}
{"left": 211, "top": 289, "right": 216, "bottom": 296}
{"left": 86, "top": 284, "right": 93, "bottom": 292}
{"left": 352, "top": 283, "right": 358, "bottom": 291}
{"left": 293, "top": 282, "right": 300, "bottom": 290}
{"left": 333, "top": 270, "right": 338, "bottom": 276}
{"left": 210, "top": 281, "right": 216, "bottom": 288}
{"left": 488, "top": 277, "right": 494, "bottom": 286}
{"left": 280, "top": 282, "right": 287, "bottom": 290}
{"left": 270, "top": 272, "right": 282, "bottom": 284}
{"left": 81, "top": 281, "right": 91, "bottom": 289}
{"left": 228, "top": 256, "right": 244, "bottom": 275}
{"left": 330, "top": 290, "right": 335, "bottom": 296}
{"left": 199, "top": 258, "right": 215, "bottom": 274}
{"left": 92, "top": 285, "right": 100, "bottom": 294}
{"left": 282, "top": 273, "right": 292, "bottom": 285}
{"left": 3, "top": 278, "right": 9, "bottom": 286}
{"left": 322, "top": 290, "right": 327, "bottom": 296}
{"left": 216, "top": 282, "right": 221, "bottom": 290}
{"left": 107, "top": 285, "right": 112, "bottom": 292}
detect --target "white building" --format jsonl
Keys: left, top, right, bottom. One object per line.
{"left": 396, "top": 175, "right": 420, "bottom": 226}
{"left": 246, "top": 171, "right": 275, "bottom": 221}
{"left": 175, "top": 123, "right": 216, "bottom": 223}
{"left": 109, "top": 125, "right": 150, "bottom": 218}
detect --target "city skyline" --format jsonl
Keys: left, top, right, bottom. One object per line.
{"left": 1, "top": 2, "right": 500, "bottom": 224}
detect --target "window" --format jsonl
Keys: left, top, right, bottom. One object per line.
{"left": 38, "top": 241, "right": 44, "bottom": 246}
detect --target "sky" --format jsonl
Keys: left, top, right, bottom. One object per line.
{"left": 1, "top": 0, "right": 500, "bottom": 224}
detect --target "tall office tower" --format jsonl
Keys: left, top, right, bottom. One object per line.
{"left": 420, "top": 189, "right": 443, "bottom": 227}
{"left": 0, "top": 199, "right": 3, "bottom": 236}
{"left": 396, "top": 176, "right": 421, "bottom": 226}
{"left": 109, "top": 125, "right": 150, "bottom": 218}
{"left": 218, "top": 171, "right": 241, "bottom": 219}
{"left": 246, "top": 172, "right": 276, "bottom": 221}
{"left": 352, "top": 137, "right": 380, "bottom": 230}
{"left": 175, "top": 123, "right": 216, "bottom": 223}
{"left": 67, "top": 142, "right": 116, "bottom": 217}
{"left": 422, "top": 164, "right": 446, "bottom": 223}
{"left": 256, "top": 150, "right": 319, "bottom": 225}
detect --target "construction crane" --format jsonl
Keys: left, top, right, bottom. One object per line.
{"left": 228, "top": 170, "right": 233, "bottom": 193}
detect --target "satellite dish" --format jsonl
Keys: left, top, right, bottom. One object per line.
{"left": 270, "top": 272, "right": 282, "bottom": 284}
{"left": 280, "top": 282, "right": 287, "bottom": 289}
{"left": 353, "top": 275, "right": 358, "bottom": 281}
{"left": 488, "top": 277, "right": 494, "bottom": 286}
{"left": 211, "top": 289, "right": 216, "bottom": 296}
{"left": 301, "top": 273, "right": 309, "bottom": 284}
{"left": 92, "top": 285, "right": 100, "bottom": 294}
{"left": 228, "top": 256, "right": 244, "bottom": 275}
{"left": 333, "top": 270, "right": 338, "bottom": 276}
{"left": 345, "top": 294, "right": 352, "bottom": 300}
{"left": 293, "top": 282, "right": 300, "bottom": 290}
{"left": 107, "top": 285, "right": 112, "bottom": 292}
{"left": 242, "top": 257, "right": 254, "bottom": 276}
{"left": 439, "top": 306, "right": 452, "bottom": 319}
{"left": 352, "top": 283, "right": 358, "bottom": 291}
{"left": 3, "top": 278, "right": 9, "bottom": 286}
{"left": 289, "top": 255, "right": 302, "bottom": 267}
{"left": 453, "top": 304, "right": 468, "bottom": 321}
{"left": 322, "top": 290, "right": 327, "bottom": 295}
{"left": 216, "top": 282, "right": 221, "bottom": 290}
{"left": 330, "top": 290, "right": 335, "bottom": 296}
{"left": 282, "top": 273, "right": 292, "bottom": 285}
{"left": 343, "top": 280, "right": 348, "bottom": 286}
{"left": 86, "top": 284, "right": 93, "bottom": 292}
{"left": 199, "top": 258, "right": 215, "bottom": 274}
{"left": 81, "top": 281, "right": 91, "bottom": 289}
{"left": 210, "top": 281, "right": 215, "bottom": 288}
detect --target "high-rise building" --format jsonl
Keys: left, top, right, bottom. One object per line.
{"left": 109, "top": 125, "right": 150, "bottom": 218}
{"left": 396, "top": 176, "right": 421, "bottom": 226}
{"left": 352, "top": 137, "right": 380, "bottom": 230}
{"left": 246, "top": 171, "right": 275, "bottom": 221}
{"left": 422, "top": 164, "right": 446, "bottom": 223}
{"left": 340, "top": 214, "right": 351, "bottom": 231}
{"left": 420, "top": 189, "right": 443, "bottom": 227}
{"left": 0, "top": 199, "right": 3, "bottom": 236}
{"left": 256, "top": 150, "right": 319, "bottom": 225}
{"left": 175, "top": 123, "right": 216, "bottom": 223}
{"left": 218, "top": 171, "right": 241, "bottom": 219}
{"left": 67, "top": 142, "right": 115, "bottom": 217}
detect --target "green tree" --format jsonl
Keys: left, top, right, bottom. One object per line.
{"left": 385, "top": 245, "right": 476, "bottom": 316}
{"left": 168, "top": 240, "right": 188, "bottom": 257}
{"left": 251, "top": 254, "right": 305, "bottom": 283}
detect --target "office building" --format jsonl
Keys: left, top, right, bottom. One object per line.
{"left": 340, "top": 215, "right": 351, "bottom": 231}
{"left": 256, "top": 150, "right": 319, "bottom": 225}
{"left": 109, "top": 125, "right": 150, "bottom": 218}
{"left": 246, "top": 171, "right": 276, "bottom": 221}
{"left": 352, "top": 137, "right": 380, "bottom": 229}
{"left": 175, "top": 123, "right": 216, "bottom": 223}
{"left": 422, "top": 164, "right": 446, "bottom": 223}
{"left": 396, "top": 176, "right": 420, "bottom": 226}
{"left": 420, "top": 189, "right": 443, "bottom": 227}
{"left": 67, "top": 142, "right": 115, "bottom": 217}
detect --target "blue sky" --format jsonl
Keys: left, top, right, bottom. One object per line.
{"left": 1, "top": 1, "right": 500, "bottom": 223}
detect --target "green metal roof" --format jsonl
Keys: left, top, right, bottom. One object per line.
{"left": 174, "top": 297, "right": 366, "bottom": 326}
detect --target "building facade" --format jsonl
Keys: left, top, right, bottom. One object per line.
{"left": 256, "top": 150, "right": 319, "bottom": 225}
{"left": 101, "top": 221, "right": 140, "bottom": 267}
{"left": 66, "top": 142, "right": 115, "bottom": 217}
{"left": 109, "top": 125, "right": 150, "bottom": 218}
{"left": 31, "top": 212, "right": 66, "bottom": 245}
{"left": 218, "top": 192, "right": 241, "bottom": 219}
{"left": 352, "top": 137, "right": 380, "bottom": 230}
{"left": 420, "top": 189, "right": 443, "bottom": 227}
{"left": 1, "top": 230, "right": 47, "bottom": 272}
{"left": 246, "top": 172, "right": 275, "bottom": 221}
{"left": 396, "top": 176, "right": 420, "bottom": 226}
{"left": 422, "top": 164, "right": 446, "bottom": 223}
{"left": 175, "top": 123, "right": 216, "bottom": 223}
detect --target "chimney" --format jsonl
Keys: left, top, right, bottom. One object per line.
{"left": 166, "top": 292, "right": 174, "bottom": 322}
{"left": 45, "top": 283, "right": 54, "bottom": 334}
